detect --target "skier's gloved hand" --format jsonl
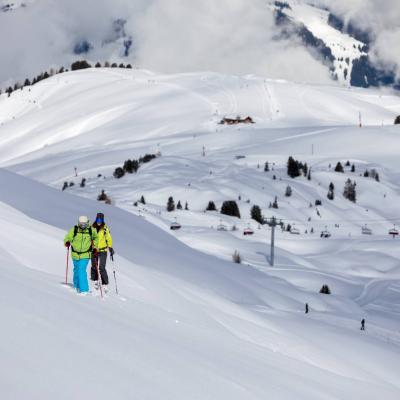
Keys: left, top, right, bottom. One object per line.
{"left": 109, "top": 247, "right": 114, "bottom": 256}
{"left": 65, "top": 241, "right": 70, "bottom": 248}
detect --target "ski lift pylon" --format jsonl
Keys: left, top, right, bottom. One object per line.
{"left": 389, "top": 225, "right": 399, "bottom": 238}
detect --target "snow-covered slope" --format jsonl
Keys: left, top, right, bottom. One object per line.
{"left": 270, "top": 0, "right": 399, "bottom": 89}
{"left": 1, "top": 170, "right": 400, "bottom": 399}
{"left": 1, "top": 69, "right": 400, "bottom": 398}
{"left": 273, "top": 0, "right": 366, "bottom": 85}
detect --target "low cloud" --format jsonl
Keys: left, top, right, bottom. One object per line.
{"left": 317, "top": 0, "right": 400, "bottom": 78}
{"left": 0, "top": 0, "right": 333, "bottom": 85}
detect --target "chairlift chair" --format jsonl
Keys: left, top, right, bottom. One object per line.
{"left": 320, "top": 230, "right": 331, "bottom": 238}
{"left": 243, "top": 226, "right": 254, "bottom": 236}
{"left": 170, "top": 220, "right": 182, "bottom": 230}
{"left": 361, "top": 225, "right": 372, "bottom": 235}
{"left": 290, "top": 226, "right": 300, "bottom": 235}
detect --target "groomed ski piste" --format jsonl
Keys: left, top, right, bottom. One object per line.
{"left": 0, "top": 68, "right": 400, "bottom": 399}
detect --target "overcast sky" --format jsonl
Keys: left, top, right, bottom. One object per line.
{"left": 0, "top": 0, "right": 399, "bottom": 86}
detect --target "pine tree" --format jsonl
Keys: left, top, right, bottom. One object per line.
{"left": 80, "top": 178, "right": 86, "bottom": 188}
{"left": 351, "top": 164, "right": 355, "bottom": 172}
{"left": 287, "top": 156, "right": 300, "bottom": 178}
{"left": 272, "top": 196, "right": 279, "bottom": 209}
{"left": 250, "top": 205, "right": 263, "bottom": 224}
{"left": 206, "top": 201, "right": 217, "bottom": 211}
{"left": 177, "top": 200, "right": 182, "bottom": 210}
{"left": 334, "top": 162, "right": 344, "bottom": 173}
{"left": 185, "top": 202, "right": 189, "bottom": 210}
{"left": 285, "top": 185, "right": 292, "bottom": 197}
{"left": 307, "top": 168, "right": 311, "bottom": 180}
{"left": 327, "top": 182, "right": 335, "bottom": 200}
{"left": 264, "top": 161, "right": 270, "bottom": 172}
{"left": 97, "top": 190, "right": 108, "bottom": 201}
{"left": 71, "top": 60, "right": 91, "bottom": 71}
{"left": 303, "top": 163, "right": 308, "bottom": 177}
{"left": 221, "top": 201, "right": 241, "bottom": 218}
{"left": 319, "top": 285, "right": 331, "bottom": 294}
{"left": 113, "top": 167, "right": 125, "bottom": 179}
{"left": 140, "top": 195, "right": 146, "bottom": 204}
{"left": 343, "top": 179, "right": 356, "bottom": 202}
{"left": 167, "top": 196, "right": 175, "bottom": 212}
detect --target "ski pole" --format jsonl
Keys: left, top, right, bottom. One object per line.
{"left": 95, "top": 253, "right": 103, "bottom": 299}
{"left": 111, "top": 253, "right": 119, "bottom": 295}
{"left": 65, "top": 247, "right": 70, "bottom": 285}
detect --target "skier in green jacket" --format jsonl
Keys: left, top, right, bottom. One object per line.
{"left": 64, "top": 216, "right": 98, "bottom": 295}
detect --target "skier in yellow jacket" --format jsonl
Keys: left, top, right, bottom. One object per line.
{"left": 91, "top": 212, "right": 114, "bottom": 291}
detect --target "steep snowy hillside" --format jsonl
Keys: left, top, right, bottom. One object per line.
{"left": 272, "top": 0, "right": 366, "bottom": 85}
{"left": 1, "top": 68, "right": 400, "bottom": 398}
{"left": 1, "top": 168, "right": 400, "bottom": 399}
{"left": 271, "top": 0, "right": 400, "bottom": 89}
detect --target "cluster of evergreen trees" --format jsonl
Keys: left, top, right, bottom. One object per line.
{"left": 205, "top": 200, "right": 265, "bottom": 223}
{"left": 114, "top": 154, "right": 157, "bottom": 179}
{"left": 72, "top": 60, "right": 133, "bottom": 71}
{"left": 334, "top": 161, "right": 355, "bottom": 173}
{"left": 220, "top": 201, "right": 241, "bottom": 218}
{"left": 2, "top": 60, "right": 133, "bottom": 98}
{"left": 2, "top": 67, "right": 67, "bottom": 97}
{"left": 363, "top": 168, "right": 380, "bottom": 182}
{"left": 166, "top": 197, "right": 188, "bottom": 211}
{"left": 287, "top": 156, "right": 309, "bottom": 179}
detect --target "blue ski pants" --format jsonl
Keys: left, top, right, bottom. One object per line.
{"left": 73, "top": 258, "right": 89, "bottom": 293}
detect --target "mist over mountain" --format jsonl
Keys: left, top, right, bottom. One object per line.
{"left": 1, "top": 0, "right": 400, "bottom": 88}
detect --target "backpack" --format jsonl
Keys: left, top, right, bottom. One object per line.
{"left": 71, "top": 225, "right": 94, "bottom": 254}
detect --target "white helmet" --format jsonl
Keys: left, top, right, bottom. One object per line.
{"left": 78, "top": 215, "right": 89, "bottom": 228}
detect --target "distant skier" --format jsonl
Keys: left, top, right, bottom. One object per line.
{"left": 91, "top": 213, "right": 114, "bottom": 292}
{"left": 64, "top": 216, "right": 98, "bottom": 295}
{"left": 305, "top": 303, "right": 309, "bottom": 314}
{"left": 360, "top": 318, "right": 365, "bottom": 331}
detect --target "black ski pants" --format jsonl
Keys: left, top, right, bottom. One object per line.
{"left": 91, "top": 252, "right": 109, "bottom": 285}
